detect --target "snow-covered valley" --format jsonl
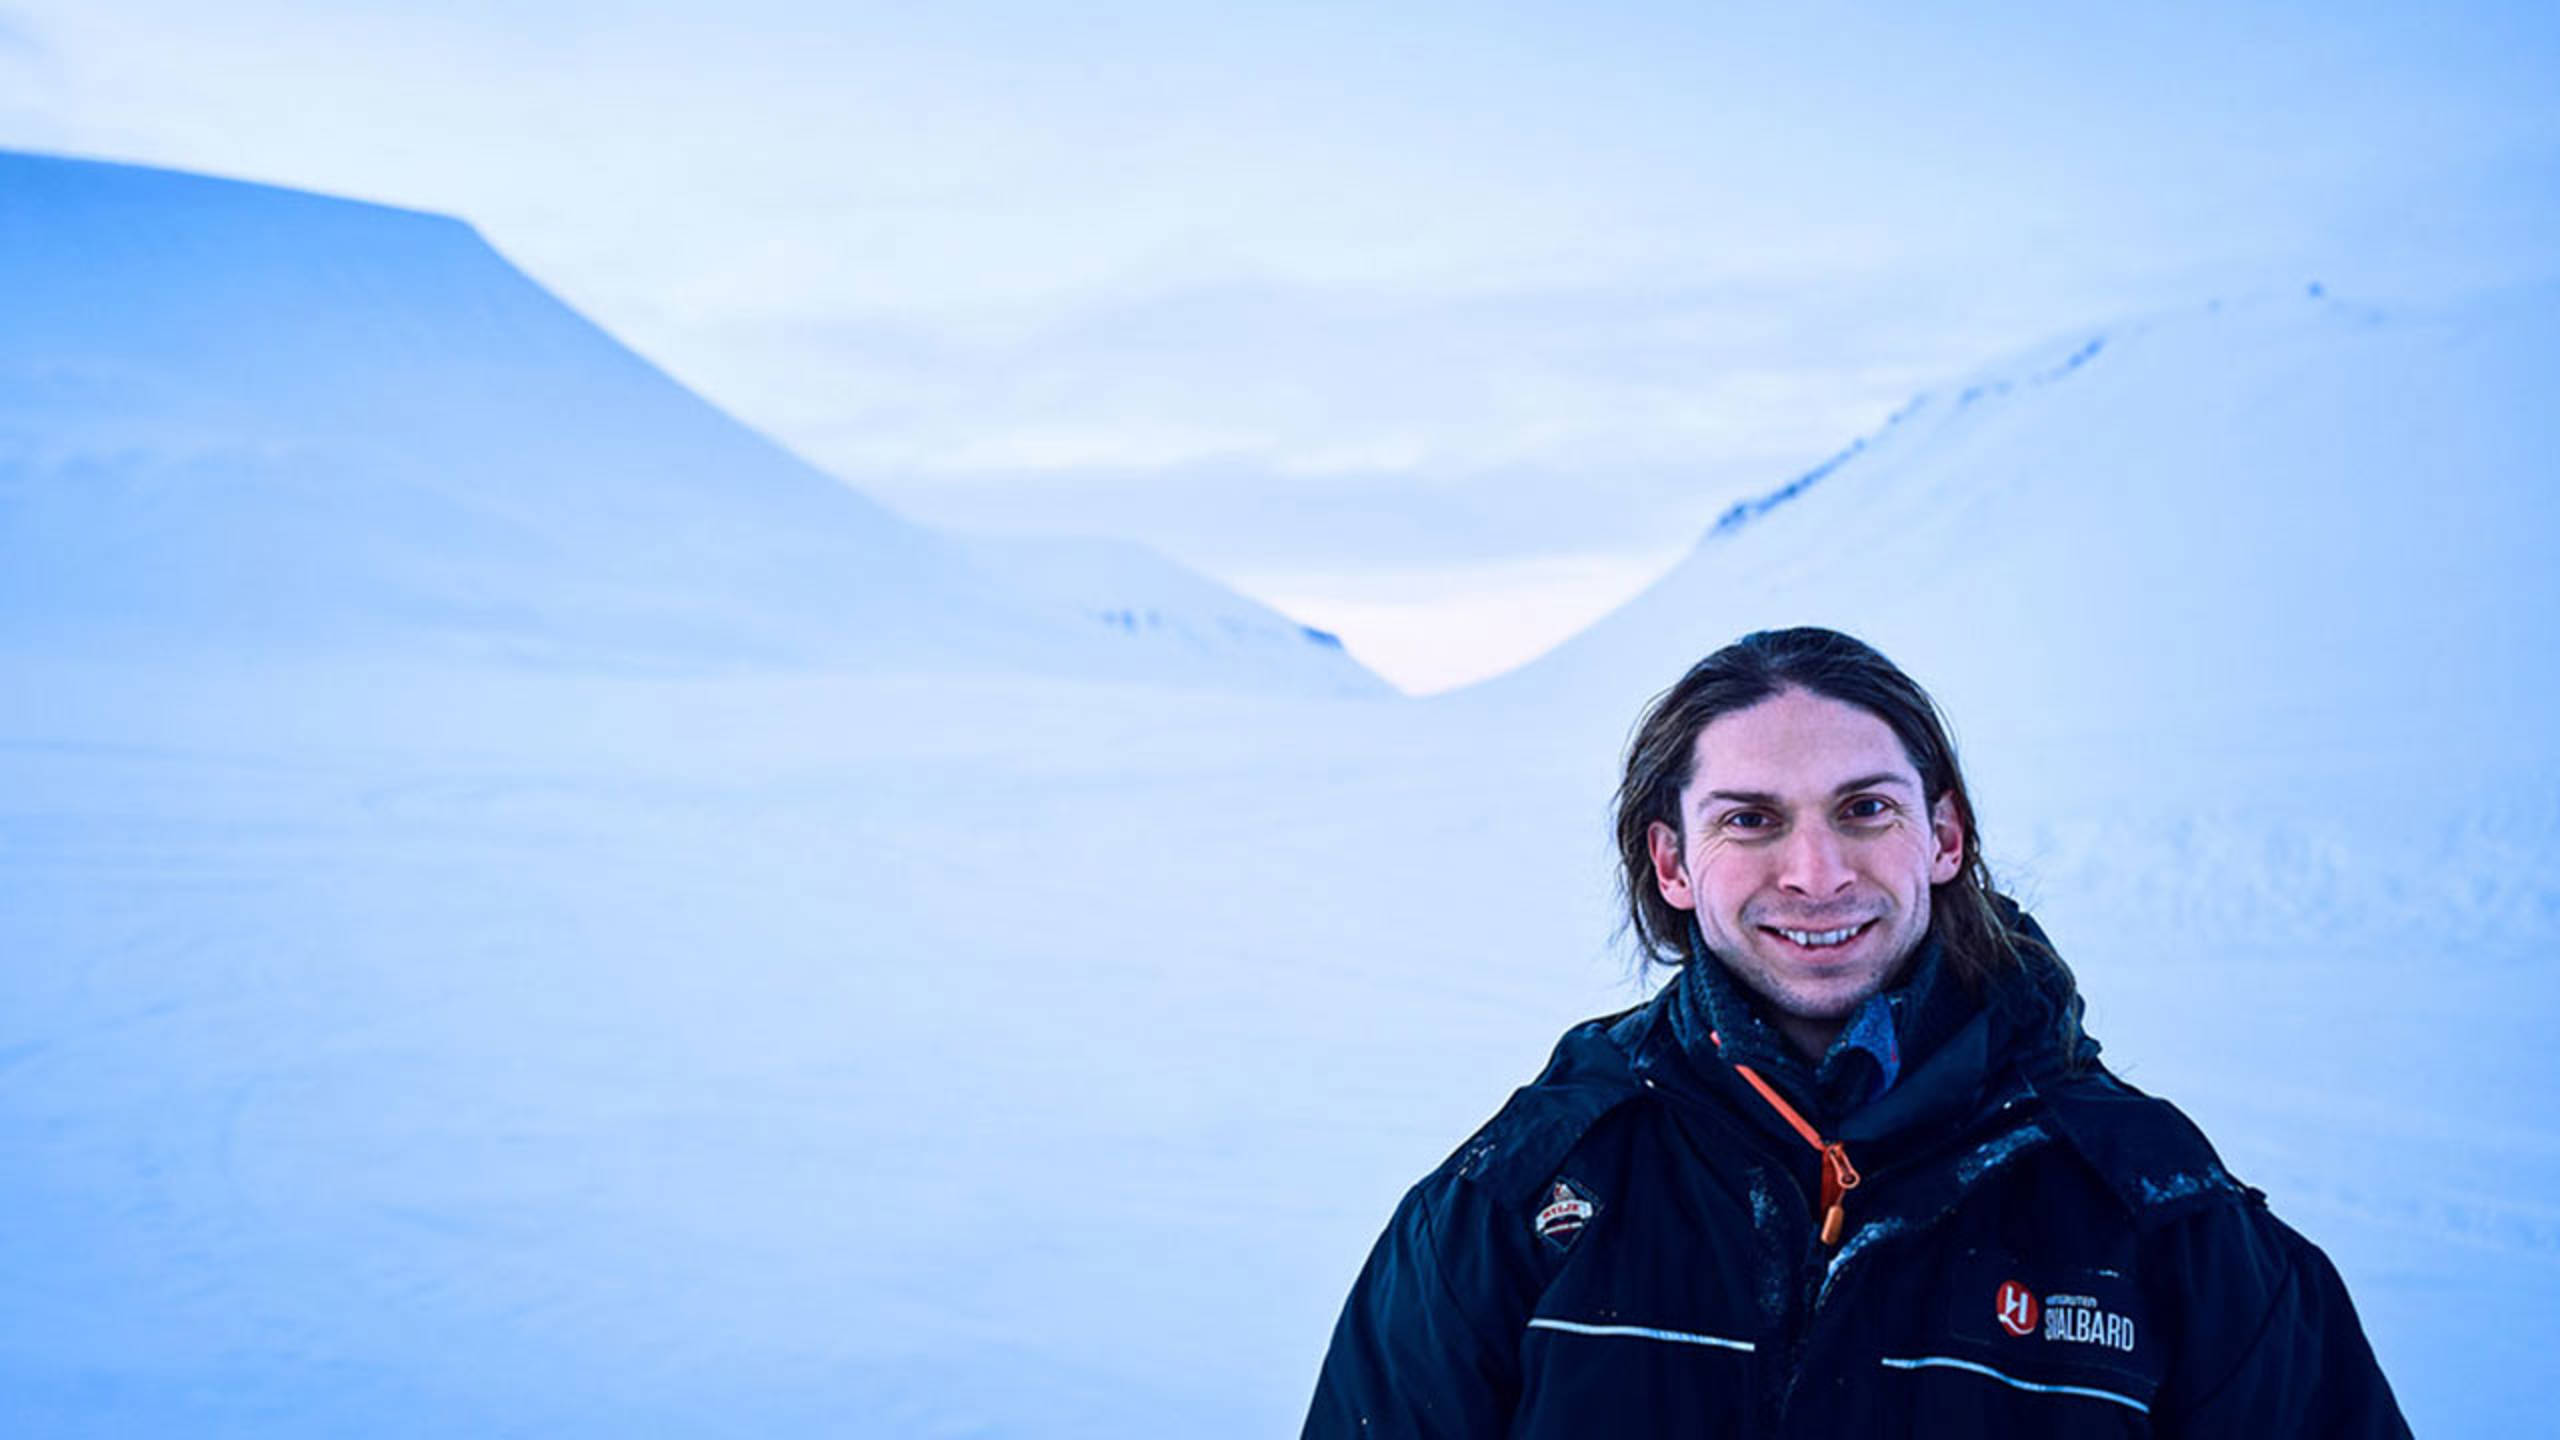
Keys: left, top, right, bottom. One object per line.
{"left": 3, "top": 153, "right": 2555, "bottom": 1435}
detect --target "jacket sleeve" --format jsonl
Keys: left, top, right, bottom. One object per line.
{"left": 1302, "top": 1173, "right": 1535, "bottom": 1439}
{"left": 2155, "top": 1199, "right": 2412, "bottom": 1438}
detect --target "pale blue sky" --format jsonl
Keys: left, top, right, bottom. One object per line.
{"left": 5, "top": 1, "right": 2555, "bottom": 688}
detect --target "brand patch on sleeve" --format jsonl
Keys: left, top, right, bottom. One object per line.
{"left": 1532, "top": 1176, "right": 1600, "bottom": 1251}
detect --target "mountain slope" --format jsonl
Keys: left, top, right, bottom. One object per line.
{"left": 1485, "top": 284, "right": 2559, "bottom": 758}
{"left": 0, "top": 150, "right": 1380, "bottom": 693}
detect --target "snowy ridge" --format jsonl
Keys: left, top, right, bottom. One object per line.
{"left": 1485, "top": 283, "right": 2560, "bottom": 743}
{"left": 1704, "top": 332, "right": 2113, "bottom": 543}
{"left": 0, "top": 149, "right": 1383, "bottom": 693}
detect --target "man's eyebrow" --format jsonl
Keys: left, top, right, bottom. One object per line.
{"left": 1693, "top": 774, "right": 1916, "bottom": 810}
{"left": 1695, "top": 789, "right": 1780, "bottom": 809}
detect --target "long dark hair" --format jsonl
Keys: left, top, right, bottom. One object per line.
{"left": 1613, "top": 627, "right": 2031, "bottom": 991}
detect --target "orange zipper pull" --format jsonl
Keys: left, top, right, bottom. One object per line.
{"left": 1819, "top": 1141, "right": 1862, "bottom": 1245}
{"left": 1731, "top": 1060, "right": 1863, "bottom": 1247}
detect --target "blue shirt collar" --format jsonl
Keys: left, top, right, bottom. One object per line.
{"left": 1677, "top": 921, "right": 1950, "bottom": 1118}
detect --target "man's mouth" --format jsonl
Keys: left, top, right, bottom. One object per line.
{"left": 1760, "top": 920, "right": 1875, "bottom": 951}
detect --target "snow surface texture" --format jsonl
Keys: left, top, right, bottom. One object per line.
{"left": 0, "top": 150, "right": 1380, "bottom": 696}
{"left": 5, "top": 152, "right": 2557, "bottom": 1435}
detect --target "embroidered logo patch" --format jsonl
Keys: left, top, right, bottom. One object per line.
{"left": 1995, "top": 1279, "right": 2040, "bottom": 1337}
{"left": 1947, "top": 1251, "right": 2156, "bottom": 1400}
{"left": 1533, "top": 1177, "right": 1599, "bottom": 1250}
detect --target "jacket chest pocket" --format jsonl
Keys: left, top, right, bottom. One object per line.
{"left": 1841, "top": 1245, "right": 2160, "bottom": 1435}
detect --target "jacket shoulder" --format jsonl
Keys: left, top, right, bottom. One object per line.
{"left": 1435, "top": 1006, "right": 1652, "bottom": 1215}
{"left": 2031, "top": 1065, "right": 2252, "bottom": 1229}
{"left": 1300, "top": 1007, "right": 1659, "bottom": 1437}
{"left": 2147, "top": 1196, "right": 2414, "bottom": 1434}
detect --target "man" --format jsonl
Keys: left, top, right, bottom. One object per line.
{"left": 1303, "top": 627, "right": 2408, "bottom": 1437}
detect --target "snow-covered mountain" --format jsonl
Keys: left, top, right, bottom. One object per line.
{"left": 0, "top": 150, "right": 1380, "bottom": 694}
{"left": 1486, "top": 283, "right": 2559, "bottom": 757}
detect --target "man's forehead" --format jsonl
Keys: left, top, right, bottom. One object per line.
{"left": 1683, "top": 691, "right": 1921, "bottom": 800}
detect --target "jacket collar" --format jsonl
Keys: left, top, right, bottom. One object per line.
{"left": 1671, "top": 921, "right": 1970, "bottom": 1121}
{"left": 1630, "top": 900, "right": 2097, "bottom": 1158}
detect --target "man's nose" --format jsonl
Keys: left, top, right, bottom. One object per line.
{"left": 1778, "top": 825, "right": 1855, "bottom": 897}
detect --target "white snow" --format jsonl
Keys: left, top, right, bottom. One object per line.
{"left": 3, "top": 154, "right": 2554, "bottom": 1435}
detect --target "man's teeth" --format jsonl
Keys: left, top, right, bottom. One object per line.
{"left": 1774, "top": 925, "right": 1863, "bottom": 948}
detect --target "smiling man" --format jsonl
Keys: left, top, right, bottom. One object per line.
{"left": 1304, "top": 627, "right": 2408, "bottom": 1437}
{"left": 1648, "top": 682, "right": 1961, "bottom": 1063}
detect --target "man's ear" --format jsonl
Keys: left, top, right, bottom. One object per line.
{"left": 1647, "top": 819, "right": 1696, "bottom": 910}
{"left": 1928, "top": 792, "right": 1965, "bottom": 885}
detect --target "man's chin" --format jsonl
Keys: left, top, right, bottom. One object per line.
{"left": 1768, "top": 980, "right": 1883, "bottom": 1024}
{"left": 1737, "top": 951, "right": 1892, "bottom": 1022}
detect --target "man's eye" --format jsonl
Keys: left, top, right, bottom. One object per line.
{"left": 1723, "top": 812, "right": 1775, "bottom": 831}
{"left": 1843, "top": 796, "right": 1893, "bottom": 821}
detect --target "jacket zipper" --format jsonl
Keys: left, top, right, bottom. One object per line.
{"left": 1728, "top": 1059, "right": 1862, "bottom": 1245}
{"left": 1773, "top": 1091, "right": 2047, "bottom": 1430}
{"left": 1703, "top": 1029, "right": 1861, "bottom": 1245}
{"left": 1703, "top": 1040, "right": 2047, "bottom": 1428}
{"left": 1650, "top": 1029, "right": 2052, "bottom": 1429}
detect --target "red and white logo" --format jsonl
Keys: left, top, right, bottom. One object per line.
{"left": 1533, "top": 1179, "right": 1596, "bottom": 1248}
{"left": 1995, "top": 1280, "right": 2040, "bottom": 1338}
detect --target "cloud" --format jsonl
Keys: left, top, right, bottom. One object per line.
{"left": 0, "top": 10, "right": 71, "bottom": 146}
{"left": 655, "top": 273, "right": 2040, "bottom": 582}
{"left": 713, "top": 274, "right": 1947, "bottom": 443}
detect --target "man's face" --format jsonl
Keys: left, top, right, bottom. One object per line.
{"left": 1646, "top": 687, "right": 1963, "bottom": 1057}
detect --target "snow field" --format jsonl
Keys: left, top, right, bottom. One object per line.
{"left": 5, "top": 154, "right": 2555, "bottom": 1435}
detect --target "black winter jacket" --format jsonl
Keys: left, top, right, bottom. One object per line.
{"left": 1303, "top": 932, "right": 2409, "bottom": 1437}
